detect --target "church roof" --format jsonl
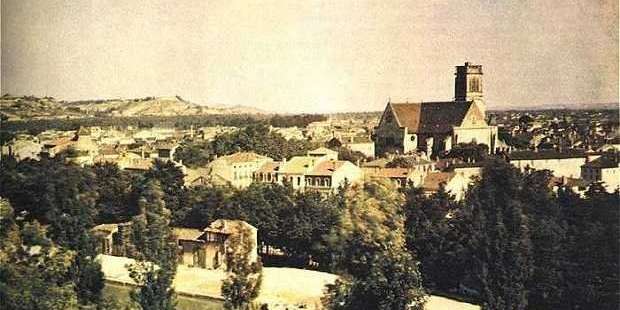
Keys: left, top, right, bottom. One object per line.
{"left": 389, "top": 101, "right": 474, "bottom": 134}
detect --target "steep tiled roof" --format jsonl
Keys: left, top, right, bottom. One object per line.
{"left": 583, "top": 156, "right": 619, "bottom": 169}
{"left": 362, "top": 158, "right": 391, "bottom": 168}
{"left": 280, "top": 156, "right": 319, "bottom": 174}
{"left": 220, "top": 152, "right": 269, "bottom": 164}
{"left": 390, "top": 101, "right": 473, "bottom": 134}
{"left": 366, "top": 167, "right": 411, "bottom": 178}
{"left": 256, "top": 162, "right": 281, "bottom": 173}
{"left": 422, "top": 172, "right": 455, "bottom": 191}
{"left": 307, "top": 160, "right": 347, "bottom": 176}
{"left": 172, "top": 227, "right": 204, "bottom": 241}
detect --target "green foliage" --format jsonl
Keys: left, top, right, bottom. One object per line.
{"left": 231, "top": 183, "right": 294, "bottom": 248}
{"left": 0, "top": 200, "right": 79, "bottom": 309}
{"left": 0, "top": 158, "right": 105, "bottom": 305}
{"left": 332, "top": 146, "right": 367, "bottom": 163}
{"left": 557, "top": 184, "right": 619, "bottom": 309}
{"left": 221, "top": 226, "right": 263, "bottom": 310}
{"left": 323, "top": 251, "right": 425, "bottom": 310}
{"left": 2, "top": 114, "right": 263, "bottom": 135}
{"left": 211, "top": 124, "right": 316, "bottom": 160}
{"left": 386, "top": 156, "right": 424, "bottom": 168}
{"left": 174, "top": 139, "right": 213, "bottom": 167}
{"left": 144, "top": 159, "right": 188, "bottom": 226}
{"left": 269, "top": 114, "right": 326, "bottom": 128}
{"left": 441, "top": 142, "right": 489, "bottom": 162}
{"left": 465, "top": 159, "right": 532, "bottom": 310}
{"left": 181, "top": 183, "right": 342, "bottom": 267}
{"left": 404, "top": 186, "right": 470, "bottom": 291}
{"left": 92, "top": 162, "right": 137, "bottom": 223}
{"left": 129, "top": 262, "right": 177, "bottom": 310}
{"left": 323, "top": 180, "right": 425, "bottom": 309}
{"left": 129, "top": 180, "right": 178, "bottom": 310}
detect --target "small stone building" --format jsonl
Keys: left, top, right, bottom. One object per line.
{"left": 173, "top": 219, "right": 258, "bottom": 270}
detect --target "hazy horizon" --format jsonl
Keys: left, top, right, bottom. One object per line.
{"left": 2, "top": 0, "right": 618, "bottom": 113}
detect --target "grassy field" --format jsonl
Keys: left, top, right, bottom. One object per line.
{"left": 103, "top": 283, "right": 223, "bottom": 310}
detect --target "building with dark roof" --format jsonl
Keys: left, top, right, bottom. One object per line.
{"left": 581, "top": 153, "right": 620, "bottom": 192}
{"left": 374, "top": 62, "right": 498, "bottom": 157}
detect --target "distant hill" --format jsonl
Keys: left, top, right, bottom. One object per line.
{"left": 0, "top": 94, "right": 267, "bottom": 120}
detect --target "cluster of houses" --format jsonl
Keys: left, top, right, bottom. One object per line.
{"left": 3, "top": 63, "right": 619, "bottom": 198}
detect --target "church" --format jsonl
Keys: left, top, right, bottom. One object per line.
{"left": 374, "top": 62, "right": 498, "bottom": 157}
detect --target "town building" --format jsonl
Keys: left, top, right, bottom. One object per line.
{"left": 1, "top": 135, "right": 42, "bottom": 161}
{"left": 207, "top": 152, "right": 273, "bottom": 188}
{"left": 508, "top": 150, "right": 592, "bottom": 179}
{"left": 173, "top": 220, "right": 258, "bottom": 270}
{"left": 327, "top": 136, "right": 375, "bottom": 158}
{"left": 421, "top": 171, "right": 470, "bottom": 201}
{"left": 581, "top": 154, "right": 620, "bottom": 192}
{"left": 254, "top": 147, "right": 363, "bottom": 192}
{"left": 304, "top": 159, "right": 363, "bottom": 192}
{"left": 374, "top": 62, "right": 498, "bottom": 157}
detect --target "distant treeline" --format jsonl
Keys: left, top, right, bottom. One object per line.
{"left": 1, "top": 113, "right": 328, "bottom": 135}
{"left": 268, "top": 114, "right": 327, "bottom": 128}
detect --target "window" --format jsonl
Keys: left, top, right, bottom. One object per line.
{"left": 297, "top": 177, "right": 301, "bottom": 186}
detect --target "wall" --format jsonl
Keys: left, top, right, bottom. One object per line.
{"left": 453, "top": 126, "right": 497, "bottom": 153}
{"left": 511, "top": 157, "right": 586, "bottom": 178}
{"left": 374, "top": 108, "right": 406, "bottom": 156}
{"left": 601, "top": 167, "right": 620, "bottom": 192}
{"left": 345, "top": 142, "right": 375, "bottom": 158}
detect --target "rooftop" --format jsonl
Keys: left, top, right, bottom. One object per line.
{"left": 422, "top": 172, "right": 456, "bottom": 191}
{"left": 219, "top": 152, "right": 270, "bottom": 164}
{"left": 307, "top": 160, "right": 348, "bottom": 176}
{"left": 388, "top": 101, "right": 478, "bottom": 134}
{"left": 366, "top": 167, "right": 411, "bottom": 179}
{"left": 507, "top": 150, "right": 587, "bottom": 160}
{"left": 583, "top": 155, "right": 619, "bottom": 169}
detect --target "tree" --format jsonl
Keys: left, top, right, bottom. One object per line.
{"left": 183, "top": 184, "right": 239, "bottom": 229}
{"left": 466, "top": 159, "right": 532, "bottom": 310}
{"left": 558, "top": 183, "right": 619, "bottom": 309}
{"left": 323, "top": 250, "right": 425, "bottom": 310}
{"left": 92, "top": 162, "right": 136, "bottom": 223}
{"left": 279, "top": 190, "right": 341, "bottom": 261}
{"left": 386, "top": 156, "right": 425, "bottom": 168}
{"left": 441, "top": 142, "right": 489, "bottom": 162}
{"left": 211, "top": 123, "right": 316, "bottom": 160}
{"left": 332, "top": 146, "right": 367, "bottom": 164}
{"left": 404, "top": 185, "right": 470, "bottom": 291}
{"left": 519, "top": 169, "right": 566, "bottom": 309}
{"left": 145, "top": 159, "right": 188, "bottom": 225}
{"left": 174, "top": 140, "right": 213, "bottom": 168}
{"left": 0, "top": 158, "right": 105, "bottom": 305}
{"left": 323, "top": 180, "right": 425, "bottom": 309}
{"left": 231, "top": 183, "right": 293, "bottom": 250}
{"left": 0, "top": 199, "right": 80, "bottom": 309}
{"left": 221, "top": 225, "right": 263, "bottom": 310}
{"left": 129, "top": 180, "right": 178, "bottom": 310}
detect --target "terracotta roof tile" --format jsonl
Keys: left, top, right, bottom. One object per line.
{"left": 389, "top": 101, "right": 473, "bottom": 134}
{"left": 422, "top": 172, "right": 455, "bottom": 191}
{"left": 307, "top": 160, "right": 347, "bottom": 176}
{"left": 220, "top": 152, "right": 269, "bottom": 164}
{"left": 172, "top": 227, "right": 204, "bottom": 241}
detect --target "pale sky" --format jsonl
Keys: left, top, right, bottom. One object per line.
{"left": 1, "top": 0, "right": 618, "bottom": 113}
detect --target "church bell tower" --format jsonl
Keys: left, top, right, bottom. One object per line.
{"left": 454, "top": 62, "right": 483, "bottom": 102}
